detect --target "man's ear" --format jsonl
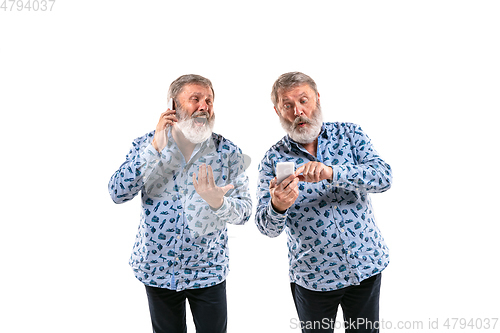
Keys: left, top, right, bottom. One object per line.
{"left": 274, "top": 106, "right": 279, "bottom": 116}
{"left": 317, "top": 92, "right": 321, "bottom": 104}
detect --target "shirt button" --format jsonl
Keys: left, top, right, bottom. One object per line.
{"left": 334, "top": 206, "right": 338, "bottom": 209}
{"left": 341, "top": 229, "right": 345, "bottom": 233}
{"left": 175, "top": 257, "right": 179, "bottom": 261}
{"left": 177, "top": 236, "right": 181, "bottom": 239}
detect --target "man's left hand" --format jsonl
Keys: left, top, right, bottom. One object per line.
{"left": 193, "top": 164, "right": 234, "bottom": 209}
{"left": 295, "top": 161, "right": 333, "bottom": 183}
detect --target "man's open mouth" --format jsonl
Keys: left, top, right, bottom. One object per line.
{"left": 194, "top": 117, "right": 207, "bottom": 126}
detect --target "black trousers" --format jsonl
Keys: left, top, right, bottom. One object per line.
{"left": 145, "top": 281, "right": 227, "bottom": 333}
{"left": 291, "top": 274, "right": 382, "bottom": 333}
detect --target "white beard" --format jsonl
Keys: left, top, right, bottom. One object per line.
{"left": 176, "top": 110, "right": 215, "bottom": 144}
{"left": 279, "top": 106, "right": 323, "bottom": 144}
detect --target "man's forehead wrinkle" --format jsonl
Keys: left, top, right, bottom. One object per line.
{"left": 180, "top": 84, "right": 213, "bottom": 96}
{"left": 187, "top": 91, "right": 213, "bottom": 98}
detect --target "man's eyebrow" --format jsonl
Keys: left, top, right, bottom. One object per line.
{"left": 281, "top": 92, "right": 308, "bottom": 102}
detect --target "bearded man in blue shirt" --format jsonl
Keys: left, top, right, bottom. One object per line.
{"left": 255, "top": 72, "right": 392, "bottom": 333}
{"left": 109, "top": 74, "right": 252, "bottom": 333}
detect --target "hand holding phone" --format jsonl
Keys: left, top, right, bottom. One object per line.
{"left": 271, "top": 162, "right": 299, "bottom": 213}
{"left": 152, "top": 99, "right": 177, "bottom": 152}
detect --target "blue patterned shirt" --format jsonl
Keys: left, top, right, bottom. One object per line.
{"left": 255, "top": 122, "right": 392, "bottom": 291}
{"left": 109, "top": 129, "right": 252, "bottom": 291}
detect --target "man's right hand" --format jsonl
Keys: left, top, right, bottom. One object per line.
{"left": 152, "top": 109, "right": 177, "bottom": 152}
{"left": 269, "top": 174, "right": 299, "bottom": 214}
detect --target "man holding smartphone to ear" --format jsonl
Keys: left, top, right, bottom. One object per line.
{"left": 255, "top": 72, "right": 392, "bottom": 333}
{"left": 109, "top": 74, "right": 252, "bottom": 333}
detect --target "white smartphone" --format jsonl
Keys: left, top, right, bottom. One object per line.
{"left": 167, "top": 98, "right": 175, "bottom": 110}
{"left": 276, "top": 162, "right": 295, "bottom": 184}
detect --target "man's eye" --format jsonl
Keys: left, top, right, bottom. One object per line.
{"left": 301, "top": 99, "right": 308, "bottom": 104}
{"left": 284, "top": 104, "right": 291, "bottom": 109}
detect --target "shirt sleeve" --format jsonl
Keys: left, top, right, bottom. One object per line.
{"left": 254, "top": 153, "right": 288, "bottom": 238}
{"left": 108, "top": 134, "right": 173, "bottom": 204}
{"left": 329, "top": 124, "right": 392, "bottom": 193}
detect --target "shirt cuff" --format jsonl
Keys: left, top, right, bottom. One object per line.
{"left": 268, "top": 202, "right": 288, "bottom": 220}
{"left": 140, "top": 143, "right": 161, "bottom": 164}
{"left": 210, "top": 196, "right": 230, "bottom": 217}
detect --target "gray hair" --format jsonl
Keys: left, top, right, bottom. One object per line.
{"left": 271, "top": 72, "right": 318, "bottom": 109}
{"left": 167, "top": 74, "right": 215, "bottom": 102}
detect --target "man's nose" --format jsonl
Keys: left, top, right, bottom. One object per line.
{"left": 294, "top": 106, "right": 304, "bottom": 116}
{"left": 199, "top": 101, "right": 209, "bottom": 111}
{"left": 199, "top": 102, "right": 212, "bottom": 117}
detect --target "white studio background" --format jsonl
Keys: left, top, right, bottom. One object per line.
{"left": 1, "top": 1, "right": 499, "bottom": 332}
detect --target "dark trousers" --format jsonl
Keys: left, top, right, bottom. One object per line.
{"left": 291, "top": 274, "right": 382, "bottom": 333}
{"left": 145, "top": 281, "right": 227, "bottom": 333}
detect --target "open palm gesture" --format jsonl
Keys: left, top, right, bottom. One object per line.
{"left": 193, "top": 164, "right": 234, "bottom": 209}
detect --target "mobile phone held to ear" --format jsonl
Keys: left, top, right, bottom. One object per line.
{"left": 276, "top": 162, "right": 295, "bottom": 184}
{"left": 167, "top": 98, "right": 176, "bottom": 110}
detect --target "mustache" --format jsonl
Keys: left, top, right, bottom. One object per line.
{"left": 192, "top": 111, "right": 210, "bottom": 119}
{"left": 292, "top": 115, "right": 312, "bottom": 128}
{"left": 175, "top": 108, "right": 215, "bottom": 121}
{"left": 176, "top": 109, "right": 211, "bottom": 121}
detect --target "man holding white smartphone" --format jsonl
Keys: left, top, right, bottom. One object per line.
{"left": 255, "top": 72, "right": 392, "bottom": 333}
{"left": 109, "top": 74, "right": 252, "bottom": 333}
